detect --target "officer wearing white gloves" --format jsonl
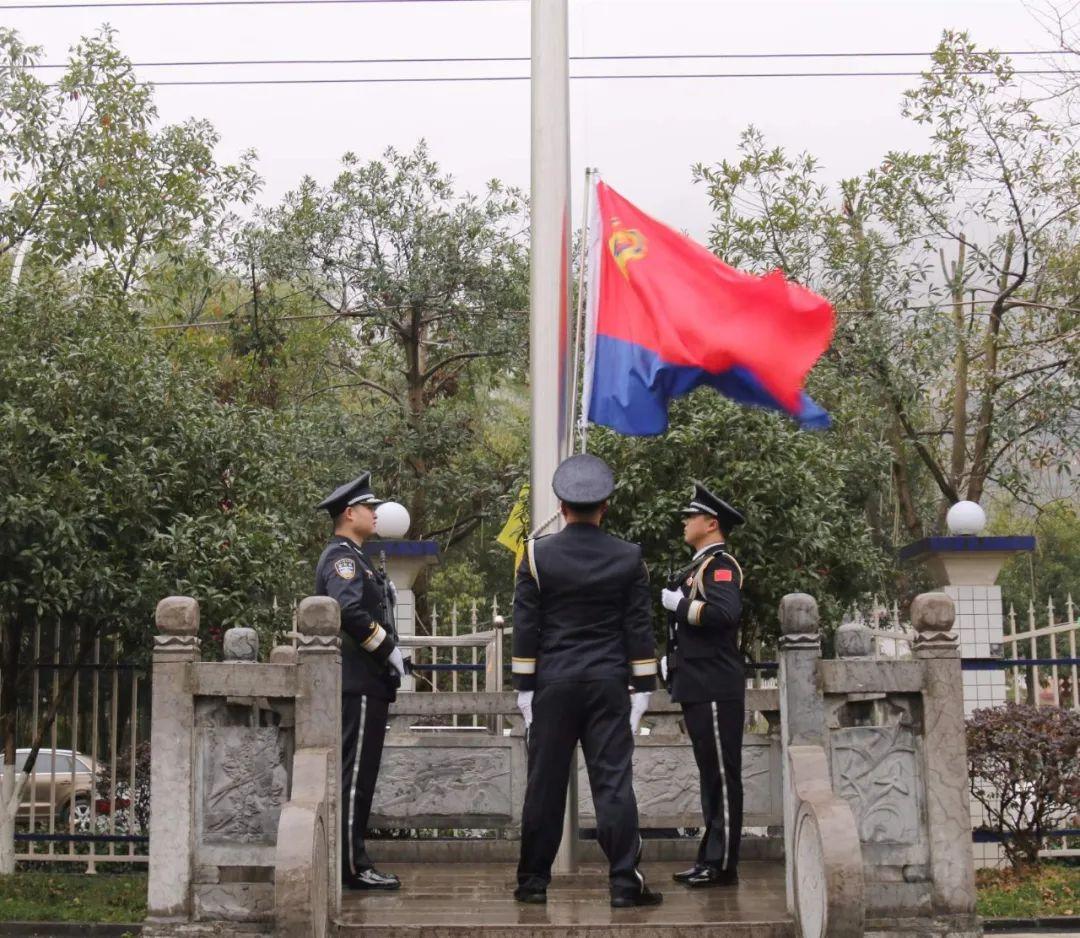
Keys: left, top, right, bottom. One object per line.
{"left": 512, "top": 454, "right": 662, "bottom": 909}
{"left": 315, "top": 473, "right": 405, "bottom": 893}
{"left": 663, "top": 481, "right": 746, "bottom": 889}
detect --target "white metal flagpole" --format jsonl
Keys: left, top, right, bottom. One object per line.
{"left": 530, "top": 0, "right": 577, "bottom": 873}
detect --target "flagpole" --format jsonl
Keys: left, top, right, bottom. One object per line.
{"left": 530, "top": 0, "right": 577, "bottom": 874}
{"left": 569, "top": 167, "right": 595, "bottom": 455}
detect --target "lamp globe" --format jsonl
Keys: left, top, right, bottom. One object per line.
{"left": 376, "top": 501, "right": 411, "bottom": 539}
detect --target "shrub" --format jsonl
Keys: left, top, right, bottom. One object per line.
{"left": 967, "top": 703, "right": 1080, "bottom": 867}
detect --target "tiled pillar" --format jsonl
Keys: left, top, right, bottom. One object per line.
{"left": 375, "top": 540, "right": 440, "bottom": 692}
{"left": 900, "top": 526, "right": 1034, "bottom": 870}
{"left": 944, "top": 584, "right": 1007, "bottom": 717}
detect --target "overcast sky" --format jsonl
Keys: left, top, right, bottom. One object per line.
{"left": 6, "top": 0, "right": 1064, "bottom": 238}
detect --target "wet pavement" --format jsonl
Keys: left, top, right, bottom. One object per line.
{"left": 338, "top": 859, "right": 794, "bottom": 936}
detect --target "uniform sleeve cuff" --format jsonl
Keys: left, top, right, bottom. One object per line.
{"left": 631, "top": 675, "right": 657, "bottom": 692}
{"left": 678, "top": 598, "right": 706, "bottom": 626}
{"left": 362, "top": 624, "right": 395, "bottom": 661}
{"left": 512, "top": 674, "right": 537, "bottom": 691}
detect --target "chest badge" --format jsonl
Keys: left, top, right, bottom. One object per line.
{"left": 334, "top": 558, "right": 356, "bottom": 580}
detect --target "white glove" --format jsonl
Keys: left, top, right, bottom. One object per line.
{"left": 517, "top": 690, "right": 534, "bottom": 728}
{"left": 629, "top": 692, "right": 651, "bottom": 734}
{"left": 388, "top": 646, "right": 406, "bottom": 678}
{"left": 660, "top": 656, "right": 668, "bottom": 682}
{"left": 661, "top": 588, "right": 682, "bottom": 612}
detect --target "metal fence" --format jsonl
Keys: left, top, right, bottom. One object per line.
{"left": 0, "top": 622, "right": 149, "bottom": 869}
{"left": 1004, "top": 594, "right": 1079, "bottom": 710}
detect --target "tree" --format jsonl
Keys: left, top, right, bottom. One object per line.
{"left": 0, "top": 27, "right": 259, "bottom": 301}
{"left": 994, "top": 500, "right": 1080, "bottom": 615}
{"left": 0, "top": 268, "right": 375, "bottom": 870}
{"left": 694, "top": 32, "right": 1080, "bottom": 538}
{"left": 255, "top": 142, "right": 530, "bottom": 559}
{"left": 589, "top": 389, "right": 891, "bottom": 649}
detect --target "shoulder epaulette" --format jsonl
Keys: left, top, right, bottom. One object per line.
{"left": 526, "top": 537, "right": 540, "bottom": 587}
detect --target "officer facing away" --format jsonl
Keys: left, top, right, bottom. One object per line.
{"left": 512, "top": 453, "right": 663, "bottom": 909}
{"left": 314, "top": 472, "right": 407, "bottom": 892}
{"left": 660, "top": 481, "right": 746, "bottom": 888}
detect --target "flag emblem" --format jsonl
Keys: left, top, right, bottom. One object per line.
{"left": 714, "top": 568, "right": 733, "bottom": 583}
{"left": 608, "top": 218, "right": 647, "bottom": 280}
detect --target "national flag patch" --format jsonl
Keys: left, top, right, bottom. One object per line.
{"left": 714, "top": 568, "right": 733, "bottom": 583}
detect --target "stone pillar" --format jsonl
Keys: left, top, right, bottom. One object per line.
{"left": 294, "top": 596, "right": 342, "bottom": 917}
{"left": 912, "top": 592, "right": 977, "bottom": 917}
{"left": 147, "top": 597, "right": 200, "bottom": 922}
{"left": 777, "top": 593, "right": 825, "bottom": 913}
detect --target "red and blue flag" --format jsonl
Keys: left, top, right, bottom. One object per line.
{"left": 582, "top": 181, "right": 834, "bottom": 435}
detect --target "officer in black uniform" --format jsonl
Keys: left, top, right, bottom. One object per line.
{"left": 314, "top": 472, "right": 406, "bottom": 891}
{"left": 512, "top": 453, "right": 663, "bottom": 909}
{"left": 660, "top": 481, "right": 746, "bottom": 888}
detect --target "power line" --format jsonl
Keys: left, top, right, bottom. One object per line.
{"left": 1, "top": 0, "right": 511, "bottom": 7}
{"left": 132, "top": 69, "right": 1080, "bottom": 87}
{"left": 21, "top": 50, "right": 1076, "bottom": 69}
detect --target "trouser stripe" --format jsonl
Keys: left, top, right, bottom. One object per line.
{"left": 347, "top": 695, "right": 367, "bottom": 877}
{"left": 711, "top": 700, "right": 730, "bottom": 871}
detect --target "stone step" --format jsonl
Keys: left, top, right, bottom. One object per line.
{"left": 370, "top": 834, "right": 783, "bottom": 864}
{"left": 336, "top": 860, "right": 794, "bottom": 938}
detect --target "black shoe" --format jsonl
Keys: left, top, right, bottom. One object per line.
{"left": 611, "top": 886, "right": 664, "bottom": 908}
{"left": 673, "top": 864, "right": 708, "bottom": 884}
{"left": 685, "top": 866, "right": 738, "bottom": 888}
{"left": 513, "top": 886, "right": 547, "bottom": 904}
{"left": 343, "top": 867, "right": 401, "bottom": 890}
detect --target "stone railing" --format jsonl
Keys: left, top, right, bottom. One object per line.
{"left": 370, "top": 687, "right": 783, "bottom": 837}
{"left": 145, "top": 595, "right": 342, "bottom": 938}
{"left": 778, "top": 591, "right": 980, "bottom": 938}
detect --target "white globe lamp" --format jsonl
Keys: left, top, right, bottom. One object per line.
{"left": 946, "top": 501, "right": 986, "bottom": 536}
{"left": 376, "top": 501, "right": 411, "bottom": 539}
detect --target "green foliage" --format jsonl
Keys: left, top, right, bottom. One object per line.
{"left": 0, "top": 279, "right": 369, "bottom": 660}
{"left": 253, "top": 141, "right": 531, "bottom": 575}
{"left": 994, "top": 502, "right": 1080, "bottom": 615}
{"left": 590, "top": 391, "right": 891, "bottom": 647}
{"left": 0, "top": 27, "right": 259, "bottom": 300}
{"left": 693, "top": 32, "right": 1080, "bottom": 538}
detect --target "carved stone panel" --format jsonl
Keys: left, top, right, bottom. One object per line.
{"left": 830, "top": 722, "right": 922, "bottom": 846}
{"left": 579, "top": 739, "right": 781, "bottom": 827}
{"left": 372, "top": 745, "right": 512, "bottom": 821}
{"left": 199, "top": 727, "right": 289, "bottom": 846}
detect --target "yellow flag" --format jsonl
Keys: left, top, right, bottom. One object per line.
{"left": 496, "top": 484, "right": 530, "bottom": 572}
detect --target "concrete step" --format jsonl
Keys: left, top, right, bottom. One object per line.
{"left": 336, "top": 860, "right": 794, "bottom": 938}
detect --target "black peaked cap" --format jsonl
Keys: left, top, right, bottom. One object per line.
{"left": 316, "top": 471, "right": 384, "bottom": 516}
{"left": 552, "top": 453, "right": 615, "bottom": 505}
{"left": 680, "top": 480, "right": 745, "bottom": 533}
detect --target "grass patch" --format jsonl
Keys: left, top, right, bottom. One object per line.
{"left": 0, "top": 871, "right": 146, "bottom": 923}
{"left": 976, "top": 861, "right": 1080, "bottom": 919}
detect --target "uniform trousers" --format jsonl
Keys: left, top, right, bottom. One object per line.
{"left": 341, "top": 692, "right": 390, "bottom": 877}
{"left": 518, "top": 679, "right": 643, "bottom": 896}
{"left": 681, "top": 698, "right": 743, "bottom": 872}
